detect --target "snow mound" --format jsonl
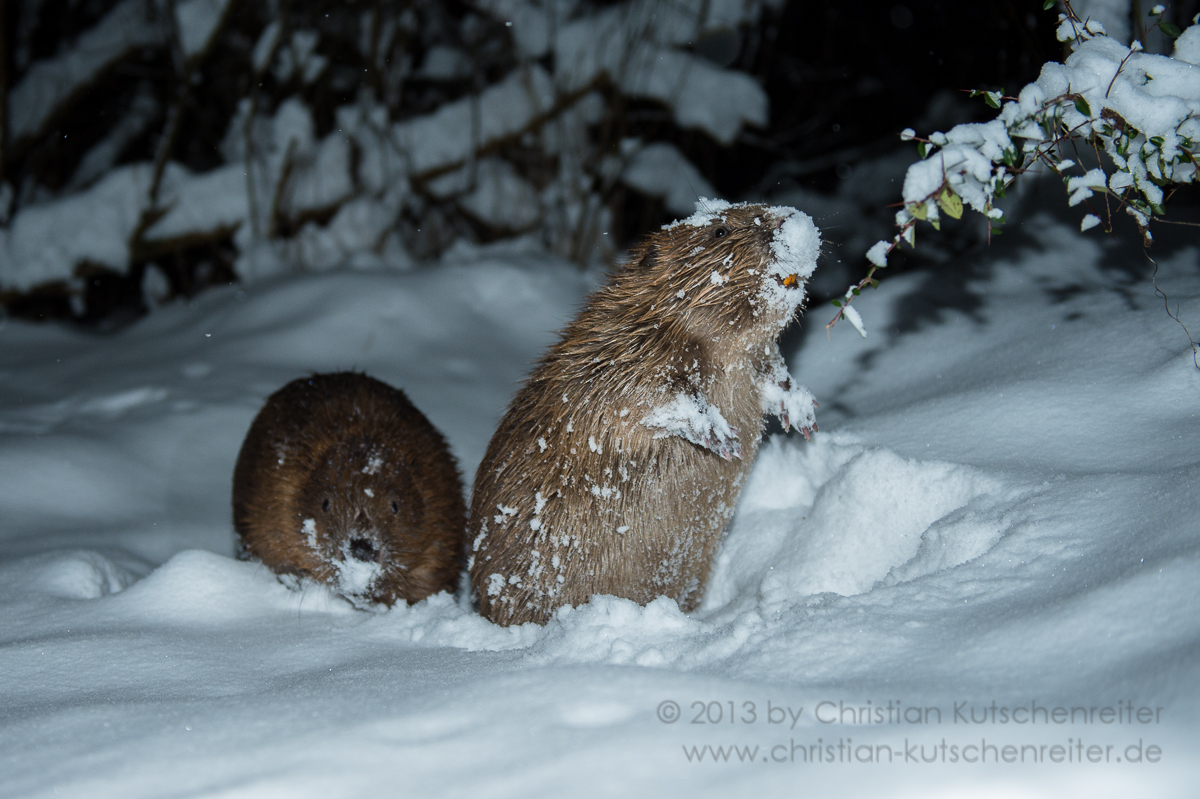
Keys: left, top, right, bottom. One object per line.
{"left": 114, "top": 549, "right": 353, "bottom": 621}
{"left": 762, "top": 447, "right": 1005, "bottom": 599}
{"left": 706, "top": 437, "right": 1016, "bottom": 610}
{"left": 370, "top": 591, "right": 543, "bottom": 651}
{"left": 38, "top": 551, "right": 137, "bottom": 600}
{"left": 531, "top": 595, "right": 708, "bottom": 667}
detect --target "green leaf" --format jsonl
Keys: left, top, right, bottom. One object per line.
{"left": 1150, "top": 135, "right": 1165, "bottom": 148}
{"left": 1161, "top": 21, "right": 1182, "bottom": 38}
{"left": 832, "top": 299, "right": 843, "bottom": 308}
{"left": 930, "top": 216, "right": 941, "bottom": 231}
{"left": 852, "top": 288, "right": 860, "bottom": 296}
{"left": 984, "top": 91, "right": 1001, "bottom": 109}
{"left": 909, "top": 202, "right": 928, "bottom": 221}
{"left": 937, "top": 188, "right": 964, "bottom": 220}
{"left": 1074, "top": 96, "right": 1092, "bottom": 117}
{"left": 990, "top": 227, "right": 1004, "bottom": 235}
{"left": 917, "top": 142, "right": 929, "bottom": 158}
{"left": 1042, "top": 0, "right": 1055, "bottom": 9}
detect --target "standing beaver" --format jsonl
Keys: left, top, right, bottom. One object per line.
{"left": 469, "top": 199, "right": 821, "bottom": 626}
{"left": 233, "top": 372, "right": 465, "bottom": 608}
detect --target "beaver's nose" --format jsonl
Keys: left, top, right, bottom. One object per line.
{"left": 349, "top": 537, "right": 379, "bottom": 562}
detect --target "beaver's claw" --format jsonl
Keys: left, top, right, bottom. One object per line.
{"left": 779, "top": 396, "right": 818, "bottom": 440}
{"left": 791, "top": 419, "right": 817, "bottom": 441}
{"left": 761, "top": 378, "right": 818, "bottom": 441}
{"left": 699, "top": 426, "right": 743, "bottom": 461}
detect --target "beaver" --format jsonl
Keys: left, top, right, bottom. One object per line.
{"left": 233, "top": 372, "right": 465, "bottom": 608}
{"left": 468, "top": 199, "right": 821, "bottom": 626}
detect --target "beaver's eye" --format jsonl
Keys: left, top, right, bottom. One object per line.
{"left": 391, "top": 501, "right": 399, "bottom": 513}
{"left": 322, "top": 498, "right": 331, "bottom": 512}
{"left": 713, "top": 227, "right": 729, "bottom": 239}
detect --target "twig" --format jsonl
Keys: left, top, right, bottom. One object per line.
{"left": 1146, "top": 250, "right": 1200, "bottom": 369}
{"left": 0, "top": 2, "right": 8, "bottom": 190}
{"left": 1106, "top": 49, "right": 1136, "bottom": 98}
{"left": 268, "top": 139, "right": 298, "bottom": 239}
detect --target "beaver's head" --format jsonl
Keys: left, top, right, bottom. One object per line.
{"left": 298, "top": 436, "right": 426, "bottom": 608}
{"left": 610, "top": 200, "right": 821, "bottom": 345}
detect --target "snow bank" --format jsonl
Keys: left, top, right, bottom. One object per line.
{"left": 393, "top": 67, "right": 556, "bottom": 176}
{"left": 0, "top": 164, "right": 156, "bottom": 291}
{"left": 7, "top": 0, "right": 165, "bottom": 143}
{"left": 485, "top": 0, "right": 772, "bottom": 144}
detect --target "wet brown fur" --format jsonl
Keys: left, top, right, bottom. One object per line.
{"left": 469, "top": 204, "right": 807, "bottom": 626}
{"left": 233, "top": 372, "right": 465, "bottom": 606}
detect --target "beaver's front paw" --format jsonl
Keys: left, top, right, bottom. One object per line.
{"left": 642, "top": 391, "right": 743, "bottom": 460}
{"left": 760, "top": 378, "right": 818, "bottom": 440}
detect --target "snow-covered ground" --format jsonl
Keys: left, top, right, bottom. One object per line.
{"left": 1, "top": 211, "right": 1198, "bottom": 797}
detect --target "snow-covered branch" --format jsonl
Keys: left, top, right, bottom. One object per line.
{"left": 831, "top": 4, "right": 1200, "bottom": 337}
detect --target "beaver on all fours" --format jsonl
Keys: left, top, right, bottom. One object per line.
{"left": 233, "top": 372, "right": 465, "bottom": 608}
{"left": 469, "top": 199, "right": 821, "bottom": 626}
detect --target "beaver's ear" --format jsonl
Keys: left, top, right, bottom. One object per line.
{"left": 631, "top": 242, "right": 656, "bottom": 271}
